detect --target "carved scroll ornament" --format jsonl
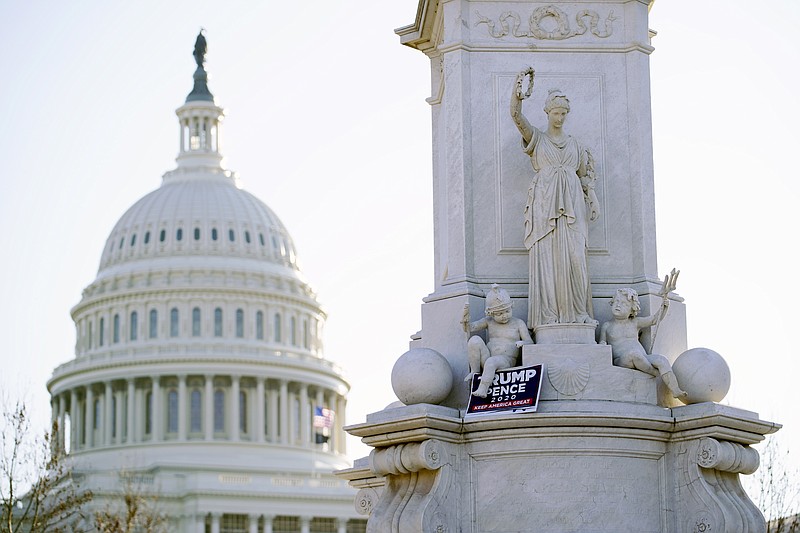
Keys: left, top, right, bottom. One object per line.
{"left": 475, "top": 6, "right": 617, "bottom": 40}
{"left": 365, "top": 440, "right": 457, "bottom": 533}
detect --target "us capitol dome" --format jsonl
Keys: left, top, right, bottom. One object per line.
{"left": 46, "top": 33, "right": 365, "bottom": 533}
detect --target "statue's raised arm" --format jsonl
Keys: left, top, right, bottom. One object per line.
{"left": 510, "top": 67, "right": 537, "bottom": 146}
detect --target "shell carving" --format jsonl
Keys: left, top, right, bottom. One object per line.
{"left": 547, "top": 358, "right": 590, "bottom": 395}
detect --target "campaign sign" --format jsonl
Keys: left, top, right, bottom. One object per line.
{"left": 466, "top": 364, "right": 543, "bottom": 416}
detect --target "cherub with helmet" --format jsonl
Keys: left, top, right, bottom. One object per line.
{"left": 462, "top": 284, "right": 534, "bottom": 398}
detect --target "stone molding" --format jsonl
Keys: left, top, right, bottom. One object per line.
{"left": 339, "top": 403, "right": 778, "bottom": 532}
{"left": 474, "top": 6, "right": 617, "bottom": 40}
{"left": 363, "top": 439, "right": 457, "bottom": 533}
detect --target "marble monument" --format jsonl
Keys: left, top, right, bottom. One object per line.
{"left": 337, "top": 1, "right": 779, "bottom": 532}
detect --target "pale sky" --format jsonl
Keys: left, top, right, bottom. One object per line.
{"left": 1, "top": 0, "right": 799, "bottom": 486}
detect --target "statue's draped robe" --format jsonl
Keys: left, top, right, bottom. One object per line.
{"left": 523, "top": 131, "right": 593, "bottom": 328}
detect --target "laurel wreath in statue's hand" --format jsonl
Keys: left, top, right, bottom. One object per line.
{"left": 515, "top": 67, "right": 535, "bottom": 100}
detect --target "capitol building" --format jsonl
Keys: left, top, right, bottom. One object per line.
{"left": 46, "top": 34, "right": 365, "bottom": 533}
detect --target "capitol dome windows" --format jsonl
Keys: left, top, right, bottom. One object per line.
{"left": 130, "top": 311, "right": 138, "bottom": 341}
{"left": 214, "top": 308, "right": 223, "bottom": 337}
{"left": 228, "top": 229, "right": 235, "bottom": 242}
{"left": 176, "top": 228, "right": 183, "bottom": 241}
{"left": 236, "top": 309, "right": 244, "bottom": 338}
{"left": 213, "top": 389, "right": 225, "bottom": 433}
{"left": 212, "top": 228, "right": 218, "bottom": 241}
{"left": 170, "top": 308, "right": 179, "bottom": 337}
{"left": 256, "top": 311, "right": 264, "bottom": 340}
{"left": 192, "top": 307, "right": 201, "bottom": 337}
{"left": 159, "top": 229, "right": 166, "bottom": 242}
{"left": 99, "top": 317, "right": 105, "bottom": 346}
{"left": 131, "top": 234, "right": 136, "bottom": 246}
{"left": 149, "top": 309, "right": 158, "bottom": 339}
{"left": 144, "top": 231, "right": 151, "bottom": 244}
{"left": 194, "top": 227, "right": 201, "bottom": 240}
{"left": 190, "top": 389, "right": 202, "bottom": 434}
{"left": 167, "top": 390, "right": 178, "bottom": 434}
{"left": 239, "top": 390, "right": 248, "bottom": 434}
{"left": 113, "top": 314, "right": 120, "bottom": 343}
{"left": 274, "top": 313, "right": 282, "bottom": 343}
{"left": 245, "top": 231, "right": 251, "bottom": 244}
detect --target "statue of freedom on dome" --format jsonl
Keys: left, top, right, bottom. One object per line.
{"left": 193, "top": 30, "right": 207, "bottom": 68}
{"left": 510, "top": 67, "right": 600, "bottom": 330}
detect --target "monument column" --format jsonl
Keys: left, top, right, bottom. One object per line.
{"left": 104, "top": 382, "right": 113, "bottom": 446}
{"left": 279, "top": 380, "right": 289, "bottom": 444}
{"left": 299, "top": 384, "right": 310, "bottom": 446}
{"left": 267, "top": 386, "right": 278, "bottom": 442}
{"left": 256, "top": 377, "right": 265, "bottom": 443}
{"left": 69, "top": 389, "right": 78, "bottom": 451}
{"left": 230, "top": 375, "right": 240, "bottom": 441}
{"left": 85, "top": 386, "right": 94, "bottom": 448}
{"left": 114, "top": 388, "right": 124, "bottom": 444}
{"left": 395, "top": 0, "right": 687, "bottom": 408}
{"left": 126, "top": 379, "right": 135, "bottom": 443}
{"left": 204, "top": 374, "right": 214, "bottom": 440}
{"left": 151, "top": 377, "right": 161, "bottom": 441}
{"left": 178, "top": 374, "right": 187, "bottom": 440}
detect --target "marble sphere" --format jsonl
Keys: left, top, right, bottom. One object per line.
{"left": 391, "top": 348, "right": 453, "bottom": 405}
{"left": 672, "top": 347, "right": 731, "bottom": 404}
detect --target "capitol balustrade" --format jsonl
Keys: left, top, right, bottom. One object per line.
{"left": 53, "top": 342, "right": 343, "bottom": 376}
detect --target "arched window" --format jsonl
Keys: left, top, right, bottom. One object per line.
{"left": 145, "top": 392, "right": 153, "bottom": 435}
{"left": 274, "top": 313, "right": 282, "bottom": 343}
{"left": 244, "top": 231, "right": 251, "bottom": 244}
{"left": 149, "top": 309, "right": 158, "bottom": 339}
{"left": 235, "top": 309, "right": 244, "bottom": 338}
{"left": 130, "top": 234, "right": 136, "bottom": 246}
{"left": 303, "top": 319, "right": 309, "bottom": 349}
{"left": 214, "top": 390, "right": 225, "bottom": 433}
{"left": 194, "top": 227, "right": 200, "bottom": 240}
{"left": 167, "top": 390, "right": 178, "bottom": 433}
{"left": 130, "top": 311, "right": 138, "bottom": 341}
{"left": 170, "top": 308, "right": 179, "bottom": 337}
{"left": 176, "top": 228, "right": 183, "bottom": 241}
{"left": 159, "top": 229, "right": 166, "bottom": 242}
{"left": 256, "top": 311, "right": 264, "bottom": 340}
{"left": 99, "top": 317, "right": 105, "bottom": 346}
{"left": 144, "top": 231, "right": 151, "bottom": 244}
{"left": 113, "top": 314, "right": 120, "bottom": 343}
{"left": 211, "top": 228, "right": 218, "bottom": 241}
{"left": 214, "top": 308, "right": 223, "bottom": 337}
{"left": 190, "top": 390, "right": 202, "bottom": 433}
{"left": 290, "top": 316, "right": 297, "bottom": 346}
{"left": 228, "top": 229, "right": 235, "bottom": 242}
{"left": 119, "top": 237, "right": 124, "bottom": 249}
{"left": 259, "top": 233, "right": 265, "bottom": 246}
{"left": 192, "top": 307, "right": 201, "bottom": 337}
{"left": 239, "top": 390, "right": 248, "bottom": 433}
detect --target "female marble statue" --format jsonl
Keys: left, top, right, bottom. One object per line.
{"left": 510, "top": 68, "right": 600, "bottom": 329}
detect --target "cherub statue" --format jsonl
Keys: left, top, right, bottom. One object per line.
{"left": 462, "top": 284, "right": 533, "bottom": 398}
{"left": 599, "top": 275, "right": 687, "bottom": 399}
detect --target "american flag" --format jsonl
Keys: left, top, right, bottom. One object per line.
{"left": 313, "top": 407, "right": 334, "bottom": 429}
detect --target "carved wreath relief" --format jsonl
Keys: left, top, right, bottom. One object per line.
{"left": 475, "top": 5, "right": 616, "bottom": 40}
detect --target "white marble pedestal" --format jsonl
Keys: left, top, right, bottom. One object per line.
{"left": 339, "top": 344, "right": 778, "bottom": 532}
{"left": 340, "top": 401, "right": 776, "bottom": 533}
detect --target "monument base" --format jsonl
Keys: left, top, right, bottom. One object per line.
{"left": 523, "top": 343, "right": 660, "bottom": 405}
{"left": 339, "top": 401, "right": 776, "bottom": 533}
